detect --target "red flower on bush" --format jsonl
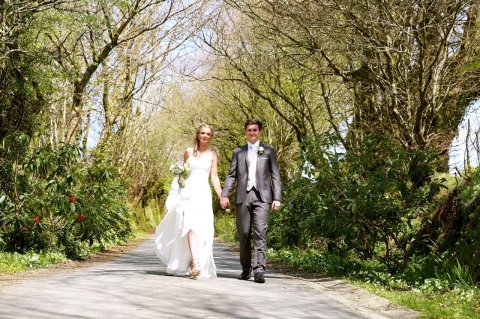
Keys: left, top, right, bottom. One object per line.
{"left": 69, "top": 196, "right": 76, "bottom": 203}
{"left": 75, "top": 214, "right": 85, "bottom": 222}
{"left": 33, "top": 216, "right": 40, "bottom": 223}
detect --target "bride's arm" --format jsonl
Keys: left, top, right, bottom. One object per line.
{"left": 210, "top": 151, "right": 223, "bottom": 199}
{"left": 178, "top": 148, "right": 193, "bottom": 185}
{"left": 183, "top": 147, "right": 193, "bottom": 162}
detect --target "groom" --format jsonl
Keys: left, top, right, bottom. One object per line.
{"left": 221, "top": 119, "right": 282, "bottom": 283}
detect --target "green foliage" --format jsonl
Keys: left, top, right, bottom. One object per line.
{"left": 0, "top": 4, "right": 59, "bottom": 140}
{"left": 73, "top": 159, "right": 131, "bottom": 243}
{"left": 429, "top": 167, "right": 480, "bottom": 281}
{"left": 440, "top": 260, "right": 476, "bottom": 290}
{"left": 0, "top": 132, "right": 132, "bottom": 259}
{"left": 267, "top": 244, "right": 479, "bottom": 319}
{"left": 0, "top": 251, "right": 67, "bottom": 274}
{"left": 359, "top": 278, "right": 480, "bottom": 319}
{"left": 267, "top": 247, "right": 359, "bottom": 275}
{"left": 270, "top": 134, "right": 445, "bottom": 272}
{"left": 214, "top": 212, "right": 237, "bottom": 243}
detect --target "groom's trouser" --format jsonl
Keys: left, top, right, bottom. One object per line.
{"left": 236, "top": 188, "right": 270, "bottom": 273}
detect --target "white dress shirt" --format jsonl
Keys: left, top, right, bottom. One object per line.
{"left": 247, "top": 141, "right": 259, "bottom": 191}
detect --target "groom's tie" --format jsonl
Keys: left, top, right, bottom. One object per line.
{"left": 247, "top": 145, "right": 258, "bottom": 191}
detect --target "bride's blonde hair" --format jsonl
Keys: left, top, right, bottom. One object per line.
{"left": 193, "top": 124, "right": 214, "bottom": 156}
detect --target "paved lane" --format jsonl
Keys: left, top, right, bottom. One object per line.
{"left": 0, "top": 237, "right": 418, "bottom": 319}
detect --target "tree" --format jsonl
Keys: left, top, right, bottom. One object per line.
{"left": 44, "top": 0, "right": 208, "bottom": 146}
{"left": 0, "top": 0, "right": 69, "bottom": 139}
{"left": 223, "top": 0, "right": 480, "bottom": 183}
{"left": 202, "top": 2, "right": 345, "bottom": 151}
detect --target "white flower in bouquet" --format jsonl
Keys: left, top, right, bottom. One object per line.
{"left": 169, "top": 162, "right": 189, "bottom": 187}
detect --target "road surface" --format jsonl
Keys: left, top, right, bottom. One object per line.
{"left": 0, "top": 237, "right": 418, "bottom": 319}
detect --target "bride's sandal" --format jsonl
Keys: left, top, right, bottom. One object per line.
{"left": 189, "top": 259, "right": 200, "bottom": 278}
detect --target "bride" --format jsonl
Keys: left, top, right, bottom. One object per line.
{"left": 154, "top": 124, "right": 222, "bottom": 278}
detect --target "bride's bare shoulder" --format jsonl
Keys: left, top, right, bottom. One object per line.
{"left": 184, "top": 147, "right": 194, "bottom": 160}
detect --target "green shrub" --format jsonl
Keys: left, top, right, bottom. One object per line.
{"left": 270, "top": 134, "right": 445, "bottom": 272}
{"left": 0, "top": 132, "right": 132, "bottom": 258}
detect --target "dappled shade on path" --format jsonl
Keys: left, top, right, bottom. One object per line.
{"left": 0, "top": 237, "right": 417, "bottom": 319}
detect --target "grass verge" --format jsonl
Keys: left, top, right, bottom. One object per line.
{"left": 0, "top": 229, "right": 150, "bottom": 276}
{"left": 358, "top": 284, "right": 480, "bottom": 319}
{"left": 0, "top": 251, "right": 67, "bottom": 274}
{"left": 215, "top": 213, "right": 480, "bottom": 319}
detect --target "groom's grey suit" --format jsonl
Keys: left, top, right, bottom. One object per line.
{"left": 222, "top": 142, "right": 282, "bottom": 274}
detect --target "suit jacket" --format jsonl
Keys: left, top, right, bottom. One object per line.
{"left": 222, "top": 142, "right": 282, "bottom": 204}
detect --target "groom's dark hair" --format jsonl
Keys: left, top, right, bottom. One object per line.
{"left": 244, "top": 119, "right": 262, "bottom": 131}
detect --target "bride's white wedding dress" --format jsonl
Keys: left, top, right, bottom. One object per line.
{"left": 154, "top": 152, "right": 217, "bottom": 278}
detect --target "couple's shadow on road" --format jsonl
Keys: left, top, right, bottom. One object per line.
{"left": 144, "top": 239, "right": 246, "bottom": 279}
{"left": 144, "top": 270, "right": 241, "bottom": 280}
{"left": 144, "top": 254, "right": 243, "bottom": 280}
{"left": 145, "top": 244, "right": 246, "bottom": 280}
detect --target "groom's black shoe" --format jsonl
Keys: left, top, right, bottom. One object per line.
{"left": 238, "top": 269, "right": 252, "bottom": 280}
{"left": 254, "top": 272, "right": 265, "bottom": 283}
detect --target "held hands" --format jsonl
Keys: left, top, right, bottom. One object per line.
{"left": 220, "top": 197, "right": 230, "bottom": 210}
{"left": 221, "top": 197, "right": 280, "bottom": 211}
{"left": 271, "top": 200, "right": 281, "bottom": 211}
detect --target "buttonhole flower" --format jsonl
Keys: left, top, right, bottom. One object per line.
{"left": 257, "top": 146, "right": 265, "bottom": 155}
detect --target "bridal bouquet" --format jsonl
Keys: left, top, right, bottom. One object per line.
{"left": 170, "top": 162, "right": 189, "bottom": 188}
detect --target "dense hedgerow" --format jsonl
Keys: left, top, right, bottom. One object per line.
{"left": 0, "top": 132, "right": 132, "bottom": 259}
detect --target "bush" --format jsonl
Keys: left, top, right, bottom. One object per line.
{"left": 270, "top": 134, "right": 445, "bottom": 272}
{"left": 0, "top": 132, "right": 132, "bottom": 258}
